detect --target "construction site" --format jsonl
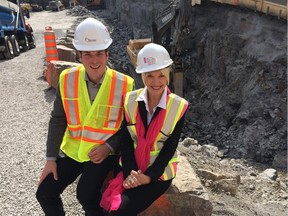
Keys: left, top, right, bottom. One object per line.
{"left": 0, "top": 0, "right": 287, "bottom": 215}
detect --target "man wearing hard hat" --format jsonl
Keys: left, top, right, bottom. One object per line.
{"left": 36, "top": 18, "right": 134, "bottom": 216}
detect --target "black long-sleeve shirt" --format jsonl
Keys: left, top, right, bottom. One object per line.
{"left": 120, "top": 101, "right": 186, "bottom": 181}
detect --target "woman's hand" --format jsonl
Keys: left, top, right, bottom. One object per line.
{"left": 123, "top": 170, "right": 151, "bottom": 189}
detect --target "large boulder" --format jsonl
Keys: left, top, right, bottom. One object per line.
{"left": 139, "top": 151, "right": 213, "bottom": 216}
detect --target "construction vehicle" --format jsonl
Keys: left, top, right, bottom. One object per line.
{"left": 20, "top": 2, "right": 31, "bottom": 12}
{"left": 30, "top": 4, "right": 43, "bottom": 12}
{"left": 67, "top": 0, "right": 104, "bottom": 9}
{"left": 47, "top": 0, "right": 64, "bottom": 11}
{"left": 126, "top": 2, "right": 183, "bottom": 95}
{"left": 0, "top": 0, "right": 36, "bottom": 59}
{"left": 86, "top": 0, "right": 105, "bottom": 9}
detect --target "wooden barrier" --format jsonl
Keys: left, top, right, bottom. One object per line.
{"left": 208, "top": 0, "right": 287, "bottom": 19}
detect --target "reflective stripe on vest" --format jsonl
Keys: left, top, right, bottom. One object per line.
{"left": 124, "top": 89, "right": 188, "bottom": 180}
{"left": 62, "top": 66, "right": 81, "bottom": 139}
{"left": 59, "top": 65, "right": 134, "bottom": 162}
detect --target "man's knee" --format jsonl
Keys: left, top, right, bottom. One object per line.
{"left": 36, "top": 185, "right": 59, "bottom": 204}
{"left": 77, "top": 190, "right": 104, "bottom": 215}
{"left": 35, "top": 187, "right": 44, "bottom": 202}
{"left": 77, "top": 188, "right": 101, "bottom": 206}
{"left": 36, "top": 176, "right": 62, "bottom": 204}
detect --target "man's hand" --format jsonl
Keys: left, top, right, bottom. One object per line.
{"left": 88, "top": 144, "right": 111, "bottom": 164}
{"left": 123, "top": 170, "right": 151, "bottom": 189}
{"left": 38, "top": 160, "right": 58, "bottom": 186}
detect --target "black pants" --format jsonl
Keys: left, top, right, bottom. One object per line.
{"left": 36, "top": 155, "right": 118, "bottom": 216}
{"left": 109, "top": 179, "right": 172, "bottom": 216}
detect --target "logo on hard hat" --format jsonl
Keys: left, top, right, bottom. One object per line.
{"left": 85, "top": 37, "right": 97, "bottom": 43}
{"left": 143, "top": 57, "right": 156, "bottom": 65}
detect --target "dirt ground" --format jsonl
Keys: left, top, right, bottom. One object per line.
{"left": 0, "top": 8, "right": 286, "bottom": 216}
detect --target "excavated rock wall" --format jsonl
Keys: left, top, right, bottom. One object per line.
{"left": 105, "top": 0, "right": 170, "bottom": 38}
{"left": 104, "top": 0, "right": 287, "bottom": 166}
{"left": 176, "top": 1, "right": 287, "bottom": 166}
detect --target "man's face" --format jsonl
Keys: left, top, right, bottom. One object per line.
{"left": 79, "top": 50, "right": 108, "bottom": 80}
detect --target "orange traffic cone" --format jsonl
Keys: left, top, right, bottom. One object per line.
{"left": 44, "top": 26, "right": 59, "bottom": 63}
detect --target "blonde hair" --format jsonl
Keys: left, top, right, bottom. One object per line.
{"left": 141, "top": 67, "right": 170, "bottom": 85}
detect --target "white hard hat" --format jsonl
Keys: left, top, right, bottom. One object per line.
{"left": 73, "top": 18, "right": 112, "bottom": 51}
{"left": 136, "top": 43, "right": 173, "bottom": 74}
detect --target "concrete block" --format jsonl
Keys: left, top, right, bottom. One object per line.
{"left": 57, "top": 45, "right": 77, "bottom": 62}
{"left": 45, "top": 60, "right": 80, "bottom": 89}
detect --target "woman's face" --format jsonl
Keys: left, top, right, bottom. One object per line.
{"left": 143, "top": 70, "right": 168, "bottom": 98}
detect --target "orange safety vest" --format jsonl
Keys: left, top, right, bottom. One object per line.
{"left": 124, "top": 89, "right": 188, "bottom": 180}
{"left": 59, "top": 65, "right": 134, "bottom": 162}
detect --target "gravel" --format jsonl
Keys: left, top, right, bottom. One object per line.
{"left": 0, "top": 9, "right": 83, "bottom": 216}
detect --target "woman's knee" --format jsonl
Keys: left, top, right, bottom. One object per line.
{"left": 110, "top": 209, "right": 137, "bottom": 216}
{"left": 109, "top": 199, "right": 138, "bottom": 216}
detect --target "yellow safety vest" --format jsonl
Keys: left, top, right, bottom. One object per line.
{"left": 59, "top": 65, "right": 134, "bottom": 162}
{"left": 124, "top": 89, "right": 188, "bottom": 180}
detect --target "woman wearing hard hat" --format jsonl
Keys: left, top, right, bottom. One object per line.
{"left": 101, "top": 43, "right": 189, "bottom": 215}
{"left": 36, "top": 18, "right": 134, "bottom": 216}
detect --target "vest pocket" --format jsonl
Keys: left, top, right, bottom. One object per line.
{"left": 97, "top": 105, "right": 123, "bottom": 128}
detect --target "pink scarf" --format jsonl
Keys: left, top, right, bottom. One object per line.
{"left": 100, "top": 103, "right": 166, "bottom": 211}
